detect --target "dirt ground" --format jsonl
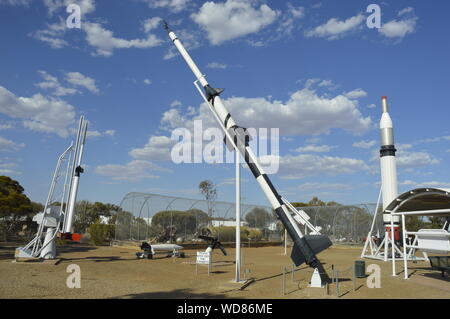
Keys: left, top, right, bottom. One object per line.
{"left": 1, "top": 242, "right": 449, "bottom": 299}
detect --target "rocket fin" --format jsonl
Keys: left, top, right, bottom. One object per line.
{"left": 290, "top": 235, "right": 333, "bottom": 266}
{"left": 204, "top": 85, "right": 224, "bottom": 102}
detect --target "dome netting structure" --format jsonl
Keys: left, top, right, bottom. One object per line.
{"left": 115, "top": 192, "right": 380, "bottom": 244}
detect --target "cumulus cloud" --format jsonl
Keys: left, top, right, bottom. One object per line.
{"left": 85, "top": 129, "right": 115, "bottom": 138}
{"left": 143, "top": 0, "right": 190, "bottom": 13}
{"left": 33, "top": 15, "right": 163, "bottom": 57}
{"left": 0, "top": 86, "right": 75, "bottom": 137}
{"left": 206, "top": 62, "right": 227, "bottom": 69}
{"left": 379, "top": 8, "right": 418, "bottom": 40}
{"left": 298, "top": 182, "right": 352, "bottom": 191}
{"left": 129, "top": 135, "right": 176, "bottom": 161}
{"left": 36, "top": 70, "right": 79, "bottom": 96}
{"left": 0, "top": 136, "right": 25, "bottom": 152}
{"left": 0, "top": 162, "right": 21, "bottom": 175}
{"left": 95, "top": 160, "right": 171, "bottom": 182}
{"left": 353, "top": 140, "right": 376, "bottom": 149}
{"left": 305, "top": 14, "right": 365, "bottom": 40}
{"left": 370, "top": 143, "right": 440, "bottom": 168}
{"left": 161, "top": 86, "right": 372, "bottom": 136}
{"left": 65, "top": 72, "right": 99, "bottom": 93}
{"left": 270, "top": 153, "right": 370, "bottom": 179}
{"left": 31, "top": 20, "right": 68, "bottom": 49}
{"left": 170, "top": 100, "right": 182, "bottom": 107}
{"left": 191, "top": 0, "right": 279, "bottom": 45}
{"left": 344, "top": 89, "right": 367, "bottom": 99}
{"left": 0, "top": 0, "right": 30, "bottom": 6}
{"left": 295, "top": 144, "right": 336, "bottom": 153}
{"left": 143, "top": 17, "right": 162, "bottom": 33}
{"left": 399, "top": 180, "right": 450, "bottom": 189}
{"left": 43, "top": 0, "right": 96, "bottom": 16}
{"left": 163, "top": 28, "right": 202, "bottom": 60}
{"left": 84, "top": 22, "right": 162, "bottom": 57}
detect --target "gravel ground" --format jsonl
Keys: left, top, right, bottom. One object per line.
{"left": 0, "top": 242, "right": 449, "bottom": 299}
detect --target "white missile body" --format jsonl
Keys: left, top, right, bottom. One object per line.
{"left": 379, "top": 96, "right": 400, "bottom": 228}
{"left": 165, "top": 23, "right": 331, "bottom": 280}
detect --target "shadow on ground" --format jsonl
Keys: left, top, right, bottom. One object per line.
{"left": 114, "top": 288, "right": 231, "bottom": 299}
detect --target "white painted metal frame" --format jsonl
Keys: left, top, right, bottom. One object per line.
{"left": 391, "top": 207, "right": 450, "bottom": 279}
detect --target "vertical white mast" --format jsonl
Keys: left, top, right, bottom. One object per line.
{"left": 63, "top": 117, "right": 88, "bottom": 234}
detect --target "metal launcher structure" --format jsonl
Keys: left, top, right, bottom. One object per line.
{"left": 15, "top": 116, "right": 88, "bottom": 260}
{"left": 164, "top": 22, "right": 332, "bottom": 285}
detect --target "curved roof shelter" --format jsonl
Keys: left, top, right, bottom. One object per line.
{"left": 386, "top": 188, "right": 450, "bottom": 216}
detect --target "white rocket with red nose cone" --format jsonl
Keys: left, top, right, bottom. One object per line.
{"left": 379, "top": 96, "right": 400, "bottom": 237}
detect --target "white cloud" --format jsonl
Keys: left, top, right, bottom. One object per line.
{"left": 0, "top": 162, "right": 21, "bottom": 175}
{"left": 353, "top": 140, "right": 376, "bottom": 149}
{"left": 0, "top": 136, "right": 25, "bottom": 152}
{"left": 143, "top": 78, "right": 152, "bottom": 85}
{"left": 129, "top": 135, "right": 176, "bottom": 161}
{"left": 95, "top": 160, "right": 171, "bottom": 182}
{"left": 43, "top": 0, "right": 96, "bottom": 16}
{"left": 370, "top": 143, "right": 440, "bottom": 168}
{"left": 31, "top": 20, "right": 68, "bottom": 49}
{"left": 65, "top": 72, "right": 99, "bottom": 94}
{"left": 170, "top": 99, "right": 182, "bottom": 107}
{"left": 298, "top": 182, "right": 352, "bottom": 191}
{"left": 161, "top": 86, "right": 372, "bottom": 136}
{"left": 367, "top": 103, "right": 376, "bottom": 109}
{"left": 399, "top": 180, "right": 450, "bottom": 189}
{"left": 344, "top": 89, "right": 367, "bottom": 99}
{"left": 398, "top": 7, "right": 414, "bottom": 17}
{"left": 396, "top": 150, "right": 440, "bottom": 168}
{"left": 84, "top": 22, "right": 163, "bottom": 57}
{"left": 295, "top": 144, "right": 336, "bottom": 153}
{"left": 206, "top": 62, "right": 227, "bottom": 69}
{"left": 0, "top": 0, "right": 30, "bottom": 6}
{"left": 85, "top": 129, "right": 115, "bottom": 138}
{"left": 104, "top": 129, "right": 115, "bottom": 136}
{"left": 191, "top": 0, "right": 279, "bottom": 45}
{"left": 0, "top": 86, "right": 75, "bottom": 137}
{"left": 416, "top": 135, "right": 450, "bottom": 144}
{"left": 272, "top": 153, "right": 370, "bottom": 179}
{"left": 143, "top": 17, "right": 162, "bottom": 33}
{"left": 305, "top": 14, "right": 365, "bottom": 40}
{"left": 143, "top": 0, "right": 190, "bottom": 13}
{"left": 36, "top": 70, "right": 79, "bottom": 96}
{"left": 163, "top": 28, "right": 202, "bottom": 60}
{"left": 379, "top": 8, "right": 417, "bottom": 39}
{"left": 0, "top": 123, "right": 13, "bottom": 130}
{"left": 287, "top": 3, "right": 304, "bottom": 19}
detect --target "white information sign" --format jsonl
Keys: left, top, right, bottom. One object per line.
{"left": 196, "top": 252, "right": 211, "bottom": 265}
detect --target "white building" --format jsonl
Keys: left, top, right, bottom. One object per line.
{"left": 211, "top": 220, "right": 248, "bottom": 227}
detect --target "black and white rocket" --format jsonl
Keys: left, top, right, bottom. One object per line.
{"left": 164, "top": 23, "right": 331, "bottom": 281}
{"left": 379, "top": 96, "right": 400, "bottom": 238}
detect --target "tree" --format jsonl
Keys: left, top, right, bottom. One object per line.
{"left": 308, "top": 196, "right": 326, "bottom": 207}
{"left": 245, "top": 207, "right": 271, "bottom": 229}
{"left": 0, "top": 176, "right": 33, "bottom": 241}
{"left": 199, "top": 180, "right": 217, "bottom": 223}
{"left": 151, "top": 209, "right": 209, "bottom": 241}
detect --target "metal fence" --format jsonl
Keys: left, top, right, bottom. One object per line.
{"left": 115, "top": 192, "right": 382, "bottom": 244}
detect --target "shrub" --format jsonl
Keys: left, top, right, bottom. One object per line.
{"left": 88, "top": 223, "right": 113, "bottom": 245}
{"left": 209, "top": 226, "right": 262, "bottom": 242}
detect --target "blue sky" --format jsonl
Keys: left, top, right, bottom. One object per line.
{"left": 0, "top": 0, "right": 449, "bottom": 208}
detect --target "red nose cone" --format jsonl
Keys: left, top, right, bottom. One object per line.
{"left": 381, "top": 96, "right": 388, "bottom": 100}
